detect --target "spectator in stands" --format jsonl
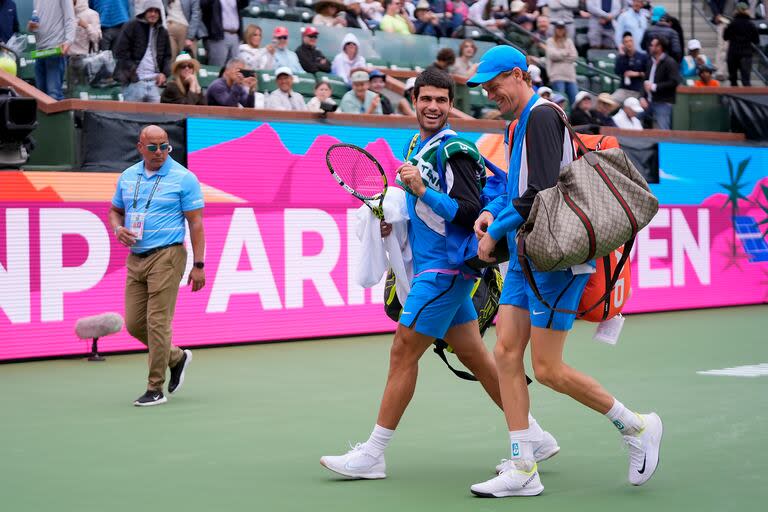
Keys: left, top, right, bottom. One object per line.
{"left": 380, "top": 0, "right": 415, "bottom": 34}
{"left": 644, "top": 36, "right": 680, "bottom": 129}
{"left": 331, "top": 33, "right": 367, "bottom": 84}
{"left": 537, "top": 85, "right": 552, "bottom": 99}
{"left": 163, "top": 0, "right": 190, "bottom": 61}
{"left": 612, "top": 96, "right": 644, "bottom": 130}
{"left": 595, "top": 92, "right": 618, "bottom": 127}
{"left": 546, "top": 20, "right": 578, "bottom": 105}
{"left": 200, "top": 0, "right": 247, "bottom": 67}
{"left": 613, "top": 0, "right": 647, "bottom": 52}
{"left": 368, "top": 69, "right": 394, "bottom": 114}
{"left": 468, "top": 0, "right": 509, "bottom": 31}
{"left": 447, "top": 0, "right": 470, "bottom": 24}
{"left": 451, "top": 39, "right": 479, "bottom": 79}
{"left": 507, "top": 14, "right": 538, "bottom": 55}
{"left": 642, "top": 8, "right": 682, "bottom": 62}
{"left": 534, "top": 14, "right": 550, "bottom": 40}
{"left": 681, "top": 39, "right": 712, "bottom": 79}
{"left": 271, "top": 26, "right": 305, "bottom": 74}
{"left": 427, "top": 48, "right": 456, "bottom": 73}
{"left": 546, "top": 0, "right": 579, "bottom": 39}
{"left": 72, "top": 0, "right": 102, "bottom": 56}
{"left": 307, "top": 79, "right": 337, "bottom": 111}
{"left": 551, "top": 92, "right": 568, "bottom": 109}
{"left": 266, "top": 66, "right": 308, "bottom": 110}
{"left": 90, "top": 0, "right": 130, "bottom": 51}
{"left": 180, "top": 0, "right": 206, "bottom": 59}
{"left": 414, "top": 1, "right": 446, "bottom": 37}
{"left": 361, "top": 0, "right": 385, "bottom": 26}
{"left": 205, "top": 57, "right": 256, "bottom": 106}
{"left": 340, "top": 69, "right": 383, "bottom": 114}
{"left": 313, "top": 0, "right": 348, "bottom": 27}
{"left": 708, "top": 0, "right": 727, "bottom": 20}
{"left": 238, "top": 24, "right": 274, "bottom": 70}
{"left": 161, "top": 52, "right": 206, "bottom": 104}
{"left": 724, "top": 2, "right": 760, "bottom": 87}
{"left": 570, "top": 90, "right": 596, "bottom": 125}
{"left": 344, "top": 0, "right": 375, "bottom": 33}
{"left": 114, "top": 0, "right": 170, "bottom": 103}
{"left": 694, "top": 64, "right": 720, "bottom": 87}
{"left": 586, "top": 0, "right": 620, "bottom": 49}
{"left": 28, "top": 0, "right": 75, "bottom": 101}
{"left": 528, "top": 63, "right": 543, "bottom": 89}
{"left": 0, "top": 0, "right": 19, "bottom": 44}
{"left": 296, "top": 26, "right": 331, "bottom": 74}
{"left": 613, "top": 32, "right": 649, "bottom": 101}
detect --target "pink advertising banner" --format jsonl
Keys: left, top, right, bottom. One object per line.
{"left": 0, "top": 122, "right": 765, "bottom": 361}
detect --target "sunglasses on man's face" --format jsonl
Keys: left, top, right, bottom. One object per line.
{"left": 145, "top": 143, "right": 170, "bottom": 152}
{"left": 179, "top": 63, "right": 194, "bottom": 70}
{"left": 307, "top": 34, "right": 318, "bottom": 39}
{"left": 276, "top": 36, "right": 288, "bottom": 40}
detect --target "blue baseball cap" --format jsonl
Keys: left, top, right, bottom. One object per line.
{"left": 651, "top": 6, "right": 666, "bottom": 23}
{"left": 467, "top": 45, "right": 528, "bottom": 87}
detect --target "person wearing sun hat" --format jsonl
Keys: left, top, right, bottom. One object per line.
{"left": 161, "top": 52, "right": 206, "bottom": 105}
{"left": 313, "top": 0, "right": 348, "bottom": 27}
{"left": 612, "top": 96, "right": 644, "bottom": 130}
{"left": 466, "top": 44, "right": 663, "bottom": 497}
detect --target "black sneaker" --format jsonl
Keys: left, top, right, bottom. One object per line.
{"left": 133, "top": 390, "right": 167, "bottom": 407}
{"left": 168, "top": 349, "right": 192, "bottom": 395}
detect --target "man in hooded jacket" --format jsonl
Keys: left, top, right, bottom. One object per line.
{"left": 113, "top": 0, "right": 171, "bottom": 103}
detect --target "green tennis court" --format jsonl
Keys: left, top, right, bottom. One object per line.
{"left": 2, "top": 305, "right": 766, "bottom": 512}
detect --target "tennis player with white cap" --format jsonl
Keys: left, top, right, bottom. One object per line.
{"left": 466, "top": 45, "right": 663, "bottom": 497}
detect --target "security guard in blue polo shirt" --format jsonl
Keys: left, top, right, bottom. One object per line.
{"left": 109, "top": 125, "right": 206, "bottom": 407}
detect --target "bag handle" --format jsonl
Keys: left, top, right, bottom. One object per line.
{"left": 516, "top": 234, "right": 634, "bottom": 318}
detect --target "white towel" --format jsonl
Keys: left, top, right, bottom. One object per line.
{"left": 354, "top": 188, "right": 413, "bottom": 304}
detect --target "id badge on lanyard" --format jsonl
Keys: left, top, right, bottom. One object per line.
{"left": 129, "top": 212, "right": 146, "bottom": 240}
{"left": 129, "top": 174, "right": 162, "bottom": 241}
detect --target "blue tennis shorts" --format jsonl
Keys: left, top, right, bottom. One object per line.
{"left": 399, "top": 272, "right": 478, "bottom": 339}
{"left": 501, "top": 268, "right": 590, "bottom": 331}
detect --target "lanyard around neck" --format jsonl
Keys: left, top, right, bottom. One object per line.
{"left": 133, "top": 173, "right": 163, "bottom": 210}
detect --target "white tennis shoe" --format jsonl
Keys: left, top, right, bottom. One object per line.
{"left": 471, "top": 462, "right": 544, "bottom": 498}
{"left": 320, "top": 443, "right": 386, "bottom": 479}
{"left": 625, "top": 412, "right": 663, "bottom": 485}
{"left": 495, "top": 431, "right": 560, "bottom": 474}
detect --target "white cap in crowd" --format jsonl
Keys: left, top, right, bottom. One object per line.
{"left": 624, "top": 97, "right": 644, "bottom": 113}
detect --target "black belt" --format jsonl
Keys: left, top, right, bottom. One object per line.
{"left": 133, "top": 242, "right": 183, "bottom": 258}
{"left": 224, "top": 29, "right": 239, "bottom": 34}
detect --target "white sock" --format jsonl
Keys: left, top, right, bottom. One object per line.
{"left": 605, "top": 398, "right": 644, "bottom": 435}
{"left": 509, "top": 428, "right": 537, "bottom": 471}
{"left": 364, "top": 424, "right": 394, "bottom": 457}
{"left": 527, "top": 414, "right": 545, "bottom": 442}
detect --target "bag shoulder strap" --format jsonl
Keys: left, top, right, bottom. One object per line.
{"left": 538, "top": 101, "right": 593, "bottom": 162}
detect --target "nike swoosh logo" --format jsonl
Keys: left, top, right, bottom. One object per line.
{"left": 153, "top": 395, "right": 161, "bottom": 400}
{"left": 401, "top": 312, "right": 412, "bottom": 315}
{"left": 638, "top": 455, "right": 647, "bottom": 474}
{"left": 532, "top": 310, "right": 546, "bottom": 315}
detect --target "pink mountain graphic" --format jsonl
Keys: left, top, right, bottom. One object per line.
{"left": 190, "top": 125, "right": 405, "bottom": 208}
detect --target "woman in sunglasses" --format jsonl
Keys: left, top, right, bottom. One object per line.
{"left": 161, "top": 53, "right": 206, "bottom": 105}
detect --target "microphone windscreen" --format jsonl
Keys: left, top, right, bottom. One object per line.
{"left": 75, "top": 313, "right": 124, "bottom": 339}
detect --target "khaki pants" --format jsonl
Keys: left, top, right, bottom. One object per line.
{"left": 125, "top": 245, "right": 187, "bottom": 391}
{"left": 167, "top": 21, "right": 189, "bottom": 62}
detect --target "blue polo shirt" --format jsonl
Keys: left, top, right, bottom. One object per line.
{"left": 112, "top": 156, "right": 204, "bottom": 254}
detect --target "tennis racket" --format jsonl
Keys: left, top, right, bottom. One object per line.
{"left": 326, "top": 143, "right": 388, "bottom": 220}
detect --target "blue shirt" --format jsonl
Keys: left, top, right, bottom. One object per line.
{"left": 89, "top": 0, "right": 130, "bottom": 29}
{"left": 111, "top": 156, "right": 204, "bottom": 253}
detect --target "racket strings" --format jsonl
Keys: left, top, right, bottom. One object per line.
{"left": 329, "top": 146, "right": 384, "bottom": 199}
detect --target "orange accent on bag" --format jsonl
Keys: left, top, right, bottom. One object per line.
{"left": 579, "top": 247, "right": 631, "bottom": 322}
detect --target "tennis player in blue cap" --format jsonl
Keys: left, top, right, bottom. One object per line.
{"left": 465, "top": 45, "right": 663, "bottom": 497}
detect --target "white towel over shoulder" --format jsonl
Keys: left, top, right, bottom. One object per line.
{"left": 354, "top": 188, "right": 413, "bottom": 304}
